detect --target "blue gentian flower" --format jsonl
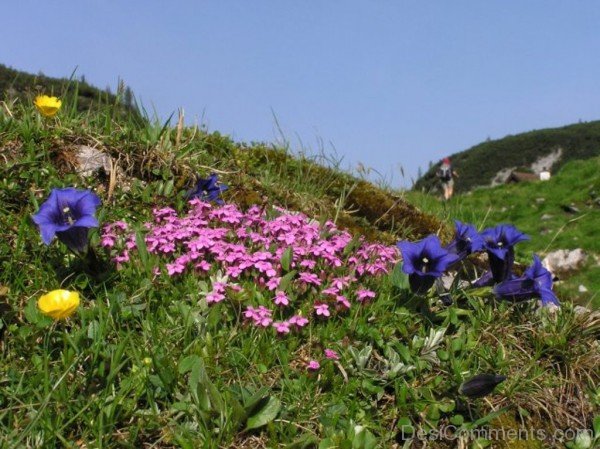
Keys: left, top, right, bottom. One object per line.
{"left": 32, "top": 188, "right": 101, "bottom": 254}
{"left": 493, "top": 255, "right": 560, "bottom": 307}
{"left": 186, "top": 173, "right": 228, "bottom": 204}
{"left": 459, "top": 374, "right": 507, "bottom": 399}
{"left": 472, "top": 270, "right": 494, "bottom": 287}
{"left": 397, "top": 235, "right": 459, "bottom": 294}
{"left": 481, "top": 224, "right": 529, "bottom": 283}
{"left": 445, "top": 220, "right": 485, "bottom": 261}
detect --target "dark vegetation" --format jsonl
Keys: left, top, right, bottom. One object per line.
{"left": 414, "top": 121, "right": 600, "bottom": 193}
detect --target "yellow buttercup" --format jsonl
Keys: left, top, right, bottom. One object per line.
{"left": 34, "top": 95, "right": 62, "bottom": 117}
{"left": 38, "top": 289, "right": 80, "bottom": 319}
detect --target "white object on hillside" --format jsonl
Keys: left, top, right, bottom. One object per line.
{"left": 75, "top": 145, "right": 112, "bottom": 177}
{"left": 542, "top": 249, "right": 587, "bottom": 275}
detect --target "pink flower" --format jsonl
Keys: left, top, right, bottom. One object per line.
{"left": 289, "top": 314, "right": 309, "bottom": 328}
{"left": 357, "top": 289, "right": 376, "bottom": 302}
{"left": 299, "top": 272, "right": 321, "bottom": 286}
{"left": 307, "top": 360, "right": 320, "bottom": 371}
{"left": 314, "top": 303, "right": 330, "bottom": 317}
{"left": 100, "top": 235, "right": 116, "bottom": 248}
{"left": 274, "top": 291, "right": 289, "bottom": 306}
{"left": 195, "top": 260, "right": 212, "bottom": 272}
{"left": 273, "top": 321, "right": 290, "bottom": 334}
{"left": 322, "top": 286, "right": 339, "bottom": 296}
{"left": 206, "top": 291, "right": 225, "bottom": 304}
{"left": 266, "top": 276, "right": 281, "bottom": 291}
{"left": 114, "top": 251, "right": 130, "bottom": 263}
{"left": 336, "top": 295, "right": 351, "bottom": 309}
{"left": 324, "top": 349, "right": 339, "bottom": 360}
{"left": 299, "top": 259, "right": 316, "bottom": 269}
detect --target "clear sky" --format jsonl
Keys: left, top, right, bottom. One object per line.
{"left": 4, "top": 1, "right": 600, "bottom": 187}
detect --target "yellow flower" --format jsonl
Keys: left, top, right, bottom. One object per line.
{"left": 38, "top": 289, "right": 80, "bottom": 320}
{"left": 34, "top": 95, "right": 62, "bottom": 117}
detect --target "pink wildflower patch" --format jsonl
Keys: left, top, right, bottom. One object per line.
{"left": 102, "top": 200, "right": 399, "bottom": 339}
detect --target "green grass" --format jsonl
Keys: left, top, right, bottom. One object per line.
{"left": 0, "top": 93, "right": 598, "bottom": 449}
{"left": 407, "top": 158, "right": 600, "bottom": 308}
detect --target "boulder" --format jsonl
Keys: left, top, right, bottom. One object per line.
{"left": 542, "top": 249, "right": 587, "bottom": 275}
{"left": 75, "top": 145, "right": 111, "bottom": 177}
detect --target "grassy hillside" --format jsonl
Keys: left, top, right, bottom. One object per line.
{"left": 0, "top": 63, "right": 141, "bottom": 119}
{"left": 414, "top": 121, "right": 600, "bottom": 193}
{"left": 408, "top": 157, "right": 600, "bottom": 308}
{"left": 0, "top": 91, "right": 598, "bottom": 448}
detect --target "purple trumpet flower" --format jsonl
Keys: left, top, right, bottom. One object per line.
{"left": 32, "top": 188, "right": 101, "bottom": 254}
{"left": 445, "top": 220, "right": 484, "bottom": 261}
{"left": 397, "top": 235, "right": 459, "bottom": 294}
{"left": 186, "top": 173, "right": 228, "bottom": 204}
{"left": 481, "top": 224, "right": 529, "bottom": 283}
{"left": 493, "top": 255, "right": 560, "bottom": 307}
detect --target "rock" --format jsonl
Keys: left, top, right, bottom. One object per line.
{"left": 491, "top": 167, "right": 517, "bottom": 186}
{"left": 535, "top": 197, "right": 545, "bottom": 203}
{"left": 574, "top": 305, "right": 591, "bottom": 315}
{"left": 578, "top": 284, "right": 588, "bottom": 293}
{"left": 542, "top": 249, "right": 587, "bottom": 275}
{"left": 75, "top": 145, "right": 111, "bottom": 177}
{"left": 530, "top": 147, "right": 562, "bottom": 174}
{"left": 560, "top": 204, "right": 580, "bottom": 214}
{"left": 540, "top": 214, "right": 553, "bottom": 221}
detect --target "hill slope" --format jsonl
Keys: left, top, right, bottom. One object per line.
{"left": 414, "top": 121, "right": 600, "bottom": 193}
{"left": 0, "top": 63, "right": 141, "bottom": 118}
{"left": 0, "top": 73, "right": 597, "bottom": 448}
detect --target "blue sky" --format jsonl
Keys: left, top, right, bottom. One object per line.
{"left": 4, "top": 1, "right": 600, "bottom": 187}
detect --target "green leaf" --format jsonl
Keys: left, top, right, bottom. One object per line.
{"left": 593, "top": 415, "right": 600, "bottom": 436}
{"left": 23, "top": 297, "right": 52, "bottom": 328}
{"left": 245, "top": 396, "right": 281, "bottom": 430}
{"left": 280, "top": 246, "right": 293, "bottom": 272}
{"left": 278, "top": 270, "right": 297, "bottom": 291}
{"left": 472, "top": 406, "right": 509, "bottom": 427}
{"left": 318, "top": 438, "right": 335, "bottom": 449}
{"left": 287, "top": 433, "right": 319, "bottom": 449}
{"left": 391, "top": 263, "right": 410, "bottom": 290}
{"left": 353, "top": 427, "right": 377, "bottom": 449}
{"left": 87, "top": 320, "right": 100, "bottom": 340}
{"left": 135, "top": 230, "right": 149, "bottom": 269}
{"left": 471, "top": 438, "right": 491, "bottom": 449}
{"left": 343, "top": 233, "right": 362, "bottom": 256}
{"left": 450, "top": 414, "right": 464, "bottom": 426}
{"left": 396, "top": 417, "right": 414, "bottom": 436}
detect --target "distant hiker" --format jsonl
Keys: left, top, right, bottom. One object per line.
{"left": 437, "top": 157, "right": 457, "bottom": 200}
{"left": 539, "top": 167, "right": 551, "bottom": 181}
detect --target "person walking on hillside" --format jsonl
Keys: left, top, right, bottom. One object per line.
{"left": 437, "top": 157, "right": 458, "bottom": 200}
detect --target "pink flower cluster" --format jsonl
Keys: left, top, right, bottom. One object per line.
{"left": 101, "top": 200, "right": 397, "bottom": 335}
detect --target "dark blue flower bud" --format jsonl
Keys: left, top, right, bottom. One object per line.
{"left": 459, "top": 374, "right": 507, "bottom": 398}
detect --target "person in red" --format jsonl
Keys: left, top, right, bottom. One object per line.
{"left": 436, "top": 157, "right": 458, "bottom": 200}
